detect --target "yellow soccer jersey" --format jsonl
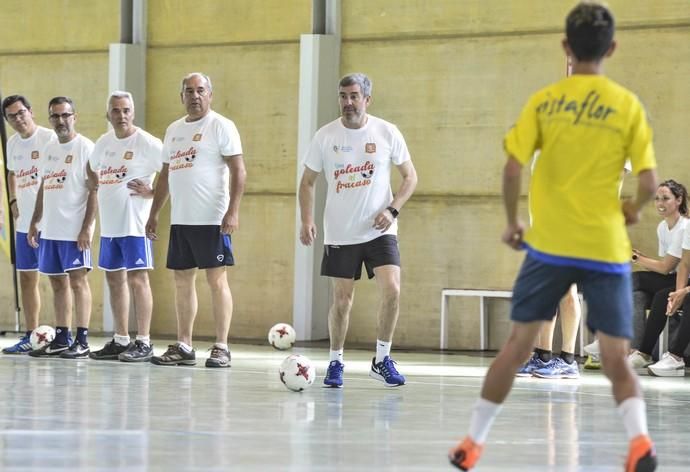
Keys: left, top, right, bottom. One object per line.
{"left": 504, "top": 75, "right": 656, "bottom": 269}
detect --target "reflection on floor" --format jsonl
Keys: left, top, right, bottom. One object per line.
{"left": 0, "top": 336, "right": 688, "bottom": 471}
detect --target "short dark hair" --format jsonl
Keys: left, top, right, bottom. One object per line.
{"left": 48, "top": 96, "right": 75, "bottom": 113}
{"left": 2, "top": 95, "right": 32, "bottom": 119}
{"left": 660, "top": 179, "right": 689, "bottom": 216}
{"left": 565, "top": 2, "right": 615, "bottom": 62}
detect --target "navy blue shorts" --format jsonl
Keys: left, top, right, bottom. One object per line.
{"left": 166, "top": 225, "right": 234, "bottom": 270}
{"left": 511, "top": 254, "right": 633, "bottom": 339}
{"left": 99, "top": 236, "right": 154, "bottom": 271}
{"left": 15, "top": 231, "right": 40, "bottom": 271}
{"left": 321, "top": 235, "right": 400, "bottom": 280}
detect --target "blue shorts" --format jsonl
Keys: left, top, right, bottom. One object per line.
{"left": 38, "top": 239, "right": 93, "bottom": 275}
{"left": 99, "top": 236, "right": 154, "bottom": 271}
{"left": 511, "top": 254, "right": 633, "bottom": 339}
{"left": 15, "top": 232, "right": 40, "bottom": 271}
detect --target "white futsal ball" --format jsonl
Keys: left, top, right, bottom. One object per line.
{"left": 268, "top": 323, "right": 296, "bottom": 350}
{"left": 30, "top": 325, "right": 55, "bottom": 349}
{"left": 279, "top": 354, "right": 315, "bottom": 392}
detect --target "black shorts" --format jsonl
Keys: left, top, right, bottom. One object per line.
{"left": 321, "top": 235, "right": 400, "bottom": 280}
{"left": 166, "top": 225, "right": 234, "bottom": 270}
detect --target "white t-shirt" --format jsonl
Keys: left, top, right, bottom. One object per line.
{"left": 162, "top": 110, "right": 243, "bottom": 225}
{"left": 40, "top": 134, "right": 95, "bottom": 241}
{"left": 303, "top": 115, "right": 411, "bottom": 245}
{"left": 89, "top": 128, "right": 163, "bottom": 237}
{"left": 658, "top": 217, "right": 686, "bottom": 259}
{"left": 5, "top": 126, "right": 56, "bottom": 232}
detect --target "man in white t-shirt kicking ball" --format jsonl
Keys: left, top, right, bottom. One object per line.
{"left": 299, "top": 73, "right": 418, "bottom": 387}
{"left": 88, "top": 91, "right": 162, "bottom": 362}
{"left": 1, "top": 95, "right": 56, "bottom": 354}
{"left": 28, "top": 96, "right": 97, "bottom": 359}
{"left": 146, "top": 73, "right": 246, "bottom": 368}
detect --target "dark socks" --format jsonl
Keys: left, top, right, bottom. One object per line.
{"left": 535, "top": 348, "right": 552, "bottom": 363}
{"left": 54, "top": 327, "right": 70, "bottom": 345}
{"left": 76, "top": 327, "right": 88, "bottom": 346}
{"left": 560, "top": 351, "right": 575, "bottom": 364}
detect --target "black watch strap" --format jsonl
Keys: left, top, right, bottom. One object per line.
{"left": 386, "top": 206, "right": 399, "bottom": 218}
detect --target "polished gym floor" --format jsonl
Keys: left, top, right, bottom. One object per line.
{"left": 0, "top": 336, "right": 688, "bottom": 471}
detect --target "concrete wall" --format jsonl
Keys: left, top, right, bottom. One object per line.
{"left": 0, "top": 1, "right": 688, "bottom": 351}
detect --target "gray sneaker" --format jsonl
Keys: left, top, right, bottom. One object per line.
{"left": 119, "top": 340, "right": 154, "bottom": 363}
{"left": 151, "top": 343, "right": 196, "bottom": 366}
{"left": 205, "top": 345, "right": 231, "bottom": 368}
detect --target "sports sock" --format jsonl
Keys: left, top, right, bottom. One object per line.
{"left": 214, "top": 342, "right": 229, "bottom": 351}
{"left": 25, "top": 330, "right": 32, "bottom": 338}
{"left": 329, "top": 349, "right": 344, "bottom": 363}
{"left": 468, "top": 397, "right": 502, "bottom": 444}
{"left": 535, "top": 348, "right": 552, "bottom": 363}
{"left": 617, "top": 397, "right": 648, "bottom": 440}
{"left": 54, "top": 327, "right": 70, "bottom": 345}
{"left": 114, "top": 334, "right": 131, "bottom": 346}
{"left": 375, "top": 339, "right": 391, "bottom": 363}
{"left": 135, "top": 335, "right": 150, "bottom": 346}
{"left": 560, "top": 351, "right": 575, "bottom": 364}
{"left": 76, "top": 327, "right": 88, "bottom": 346}
{"left": 177, "top": 341, "right": 193, "bottom": 353}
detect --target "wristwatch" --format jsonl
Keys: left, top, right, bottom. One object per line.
{"left": 386, "top": 206, "right": 399, "bottom": 218}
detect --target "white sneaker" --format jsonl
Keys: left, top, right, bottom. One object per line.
{"left": 647, "top": 352, "right": 685, "bottom": 377}
{"left": 628, "top": 350, "right": 653, "bottom": 370}
{"left": 584, "top": 339, "right": 600, "bottom": 356}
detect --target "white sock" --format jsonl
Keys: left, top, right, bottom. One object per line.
{"left": 329, "top": 349, "right": 344, "bottom": 363}
{"left": 177, "top": 341, "right": 193, "bottom": 353}
{"left": 468, "top": 397, "right": 503, "bottom": 444}
{"left": 214, "top": 342, "right": 228, "bottom": 351}
{"left": 617, "top": 397, "right": 648, "bottom": 440}
{"left": 135, "top": 335, "right": 150, "bottom": 346}
{"left": 114, "top": 334, "right": 131, "bottom": 346}
{"left": 375, "top": 339, "right": 391, "bottom": 363}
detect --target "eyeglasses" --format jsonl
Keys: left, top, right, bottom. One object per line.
{"left": 6, "top": 109, "right": 28, "bottom": 121}
{"left": 49, "top": 112, "right": 74, "bottom": 121}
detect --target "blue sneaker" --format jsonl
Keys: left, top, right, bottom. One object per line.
{"left": 2, "top": 333, "right": 32, "bottom": 354}
{"left": 369, "top": 356, "right": 405, "bottom": 387}
{"left": 532, "top": 357, "right": 580, "bottom": 379}
{"left": 324, "top": 360, "right": 344, "bottom": 388}
{"left": 516, "top": 353, "right": 548, "bottom": 377}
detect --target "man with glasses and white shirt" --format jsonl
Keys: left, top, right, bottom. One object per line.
{"left": 1, "top": 95, "right": 55, "bottom": 354}
{"left": 28, "top": 96, "right": 97, "bottom": 359}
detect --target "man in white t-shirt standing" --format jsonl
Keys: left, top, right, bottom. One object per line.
{"left": 299, "top": 73, "right": 418, "bottom": 387}
{"left": 28, "top": 96, "right": 97, "bottom": 359}
{"left": 1, "top": 95, "right": 55, "bottom": 354}
{"left": 146, "top": 73, "right": 246, "bottom": 368}
{"left": 89, "top": 91, "right": 162, "bottom": 362}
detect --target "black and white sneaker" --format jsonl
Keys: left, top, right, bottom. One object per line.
{"left": 29, "top": 339, "right": 70, "bottom": 358}
{"left": 90, "top": 339, "right": 131, "bottom": 360}
{"left": 119, "top": 340, "right": 154, "bottom": 363}
{"left": 60, "top": 341, "right": 90, "bottom": 359}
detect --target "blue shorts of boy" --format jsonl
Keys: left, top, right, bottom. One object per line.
{"left": 38, "top": 239, "right": 93, "bottom": 275}
{"left": 15, "top": 231, "right": 40, "bottom": 271}
{"left": 99, "top": 236, "right": 153, "bottom": 271}
{"left": 511, "top": 250, "right": 633, "bottom": 339}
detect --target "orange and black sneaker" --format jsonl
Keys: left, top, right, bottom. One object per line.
{"left": 449, "top": 436, "right": 483, "bottom": 471}
{"left": 625, "top": 434, "right": 657, "bottom": 472}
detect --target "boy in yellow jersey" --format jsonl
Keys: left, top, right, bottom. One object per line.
{"left": 449, "top": 3, "right": 658, "bottom": 471}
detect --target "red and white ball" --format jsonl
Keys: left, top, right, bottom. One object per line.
{"left": 279, "top": 354, "right": 315, "bottom": 392}
{"left": 268, "top": 323, "right": 296, "bottom": 350}
{"left": 30, "top": 325, "right": 56, "bottom": 349}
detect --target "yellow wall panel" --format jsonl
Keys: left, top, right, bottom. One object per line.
{"left": 148, "top": 0, "right": 310, "bottom": 46}
{"left": 342, "top": 0, "right": 690, "bottom": 39}
{"left": 146, "top": 44, "right": 301, "bottom": 193}
{"left": 0, "top": 0, "right": 118, "bottom": 53}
